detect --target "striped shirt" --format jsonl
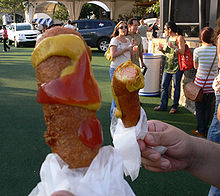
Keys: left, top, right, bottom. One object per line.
{"left": 193, "top": 45, "right": 218, "bottom": 94}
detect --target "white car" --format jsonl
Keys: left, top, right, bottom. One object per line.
{"left": 7, "top": 23, "right": 40, "bottom": 47}
{"left": 144, "top": 18, "right": 160, "bottom": 27}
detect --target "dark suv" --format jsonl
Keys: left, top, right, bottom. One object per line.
{"left": 72, "top": 19, "right": 115, "bottom": 52}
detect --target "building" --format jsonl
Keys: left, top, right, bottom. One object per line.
{"left": 160, "top": 0, "right": 220, "bottom": 33}
{"left": 25, "top": 0, "right": 138, "bottom": 23}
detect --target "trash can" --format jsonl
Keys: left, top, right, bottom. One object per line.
{"left": 139, "top": 53, "right": 162, "bottom": 96}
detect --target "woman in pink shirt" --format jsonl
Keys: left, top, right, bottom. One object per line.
{"left": 2, "top": 25, "right": 10, "bottom": 52}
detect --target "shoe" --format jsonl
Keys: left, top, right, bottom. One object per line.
{"left": 169, "top": 108, "right": 177, "bottom": 114}
{"left": 191, "top": 130, "right": 205, "bottom": 138}
{"left": 154, "top": 106, "right": 167, "bottom": 111}
{"left": 3, "top": 50, "right": 6, "bottom": 52}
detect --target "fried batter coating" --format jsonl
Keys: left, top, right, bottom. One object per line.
{"left": 43, "top": 104, "right": 98, "bottom": 168}
{"left": 111, "top": 61, "right": 145, "bottom": 128}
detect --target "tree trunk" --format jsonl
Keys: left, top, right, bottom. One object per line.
{"left": 13, "top": 10, "right": 16, "bottom": 23}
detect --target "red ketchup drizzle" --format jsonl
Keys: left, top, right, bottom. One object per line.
{"left": 78, "top": 117, "right": 103, "bottom": 149}
{"left": 37, "top": 52, "right": 101, "bottom": 106}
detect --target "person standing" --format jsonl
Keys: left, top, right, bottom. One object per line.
{"left": 109, "top": 21, "right": 133, "bottom": 117}
{"left": 2, "top": 25, "right": 10, "bottom": 52}
{"left": 154, "top": 21, "right": 185, "bottom": 114}
{"left": 207, "top": 18, "right": 220, "bottom": 196}
{"left": 64, "top": 20, "right": 76, "bottom": 30}
{"left": 192, "top": 27, "right": 218, "bottom": 138}
{"left": 138, "top": 19, "right": 153, "bottom": 53}
{"left": 126, "top": 18, "right": 146, "bottom": 68}
{"left": 152, "top": 18, "right": 160, "bottom": 38}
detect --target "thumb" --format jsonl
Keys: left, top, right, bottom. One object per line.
{"left": 144, "top": 131, "right": 172, "bottom": 147}
{"left": 145, "top": 124, "right": 184, "bottom": 147}
{"left": 144, "top": 132, "right": 163, "bottom": 146}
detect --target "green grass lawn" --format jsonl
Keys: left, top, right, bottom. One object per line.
{"left": 0, "top": 43, "right": 210, "bottom": 196}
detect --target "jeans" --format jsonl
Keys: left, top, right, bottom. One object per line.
{"left": 208, "top": 186, "right": 220, "bottom": 196}
{"left": 195, "top": 93, "right": 215, "bottom": 135}
{"left": 110, "top": 67, "right": 116, "bottom": 118}
{"left": 207, "top": 94, "right": 220, "bottom": 196}
{"left": 3, "top": 38, "right": 10, "bottom": 51}
{"left": 207, "top": 94, "right": 220, "bottom": 142}
{"left": 160, "top": 69, "right": 183, "bottom": 109}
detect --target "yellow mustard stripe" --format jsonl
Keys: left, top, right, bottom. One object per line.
{"left": 31, "top": 34, "right": 86, "bottom": 69}
{"left": 68, "top": 102, "right": 101, "bottom": 111}
{"left": 111, "top": 60, "right": 145, "bottom": 118}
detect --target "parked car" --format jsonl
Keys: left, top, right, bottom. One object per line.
{"left": 7, "top": 23, "right": 40, "bottom": 47}
{"left": 72, "top": 19, "right": 115, "bottom": 52}
{"left": 144, "top": 18, "right": 160, "bottom": 27}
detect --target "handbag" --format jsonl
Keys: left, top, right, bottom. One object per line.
{"left": 104, "top": 47, "right": 115, "bottom": 61}
{"left": 183, "top": 53, "right": 217, "bottom": 102}
{"left": 104, "top": 38, "right": 119, "bottom": 61}
{"left": 183, "top": 81, "right": 203, "bottom": 102}
{"left": 176, "top": 36, "right": 193, "bottom": 71}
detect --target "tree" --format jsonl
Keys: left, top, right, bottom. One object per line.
{"left": 146, "top": 0, "right": 160, "bottom": 17}
{"left": 131, "top": 0, "right": 160, "bottom": 19}
{"left": 0, "top": 0, "right": 25, "bottom": 22}
{"left": 80, "top": 3, "right": 100, "bottom": 19}
{"left": 53, "top": 4, "right": 69, "bottom": 23}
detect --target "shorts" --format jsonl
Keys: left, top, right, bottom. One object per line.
{"left": 141, "top": 37, "right": 148, "bottom": 51}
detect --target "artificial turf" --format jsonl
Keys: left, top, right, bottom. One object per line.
{"left": 0, "top": 43, "right": 210, "bottom": 196}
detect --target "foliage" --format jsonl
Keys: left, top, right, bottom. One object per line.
{"left": 146, "top": 0, "right": 160, "bottom": 16}
{"left": 53, "top": 4, "right": 69, "bottom": 22}
{"left": 79, "top": 3, "right": 100, "bottom": 19}
{"left": 0, "top": 0, "right": 25, "bottom": 22}
{"left": 129, "top": 0, "right": 160, "bottom": 19}
{"left": 131, "top": 6, "right": 147, "bottom": 19}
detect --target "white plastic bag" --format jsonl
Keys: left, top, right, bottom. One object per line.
{"left": 29, "top": 146, "right": 135, "bottom": 196}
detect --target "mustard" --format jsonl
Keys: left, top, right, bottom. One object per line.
{"left": 111, "top": 60, "right": 145, "bottom": 118}
{"left": 31, "top": 34, "right": 86, "bottom": 71}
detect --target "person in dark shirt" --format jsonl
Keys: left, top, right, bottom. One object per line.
{"left": 152, "top": 18, "right": 160, "bottom": 38}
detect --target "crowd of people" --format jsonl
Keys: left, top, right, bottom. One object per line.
{"left": 107, "top": 16, "right": 220, "bottom": 196}
{"left": 108, "top": 18, "right": 159, "bottom": 117}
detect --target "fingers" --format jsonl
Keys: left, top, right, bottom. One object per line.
{"left": 142, "top": 147, "right": 161, "bottom": 161}
{"left": 137, "top": 139, "right": 146, "bottom": 151}
{"left": 141, "top": 156, "right": 171, "bottom": 172}
{"left": 141, "top": 149, "right": 171, "bottom": 172}
{"left": 141, "top": 147, "right": 171, "bottom": 172}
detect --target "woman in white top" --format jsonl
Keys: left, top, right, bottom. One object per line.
{"left": 109, "top": 21, "right": 134, "bottom": 117}
{"left": 192, "top": 27, "right": 218, "bottom": 138}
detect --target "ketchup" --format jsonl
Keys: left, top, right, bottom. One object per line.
{"left": 78, "top": 117, "right": 103, "bottom": 149}
{"left": 37, "top": 52, "right": 101, "bottom": 107}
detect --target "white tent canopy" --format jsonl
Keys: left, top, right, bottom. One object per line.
{"left": 87, "top": 1, "right": 110, "bottom": 12}
{"left": 33, "top": 13, "right": 53, "bottom": 27}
